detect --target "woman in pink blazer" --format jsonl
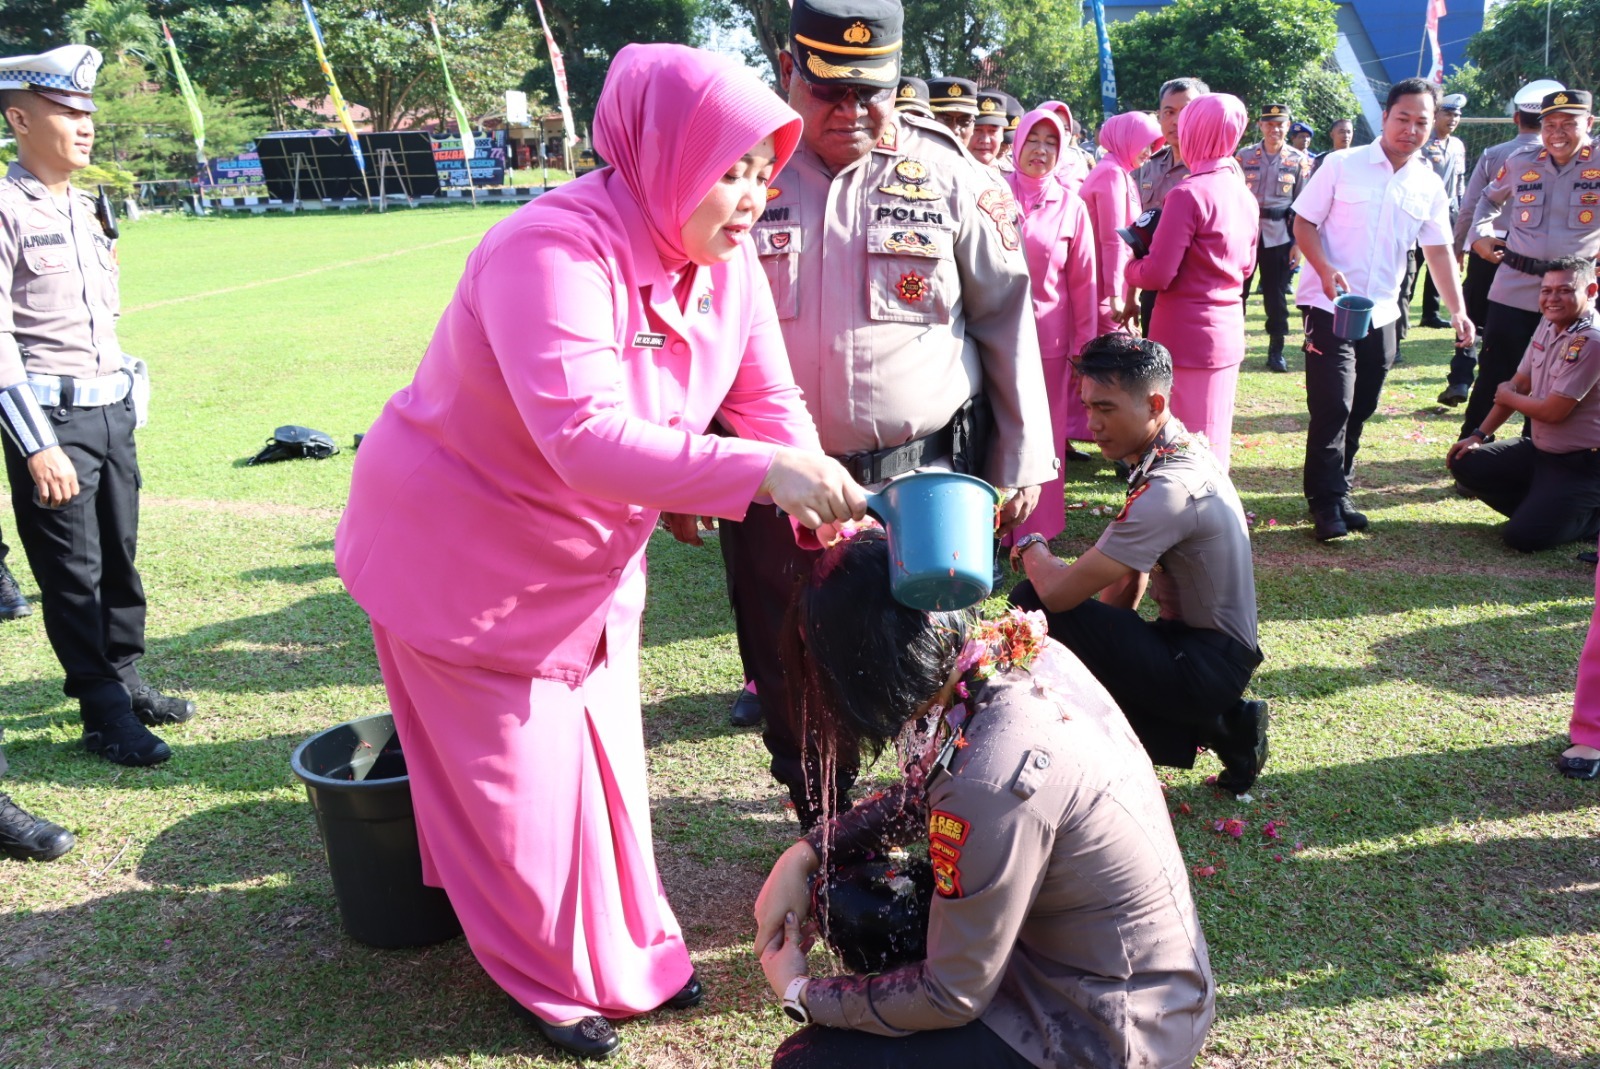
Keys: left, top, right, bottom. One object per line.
{"left": 1125, "top": 93, "right": 1259, "bottom": 468}
{"left": 1037, "top": 99, "right": 1090, "bottom": 193}
{"left": 1080, "top": 111, "right": 1165, "bottom": 336}
{"left": 1005, "top": 108, "right": 1099, "bottom": 542}
{"left": 335, "top": 44, "right": 862, "bottom": 1060}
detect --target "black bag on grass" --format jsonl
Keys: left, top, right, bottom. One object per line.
{"left": 248, "top": 425, "right": 340, "bottom": 466}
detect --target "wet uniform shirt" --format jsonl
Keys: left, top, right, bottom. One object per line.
{"left": 1471, "top": 139, "right": 1600, "bottom": 312}
{"left": 753, "top": 114, "right": 1055, "bottom": 489}
{"left": 0, "top": 162, "right": 121, "bottom": 390}
{"left": 802, "top": 640, "right": 1215, "bottom": 1069}
{"left": 1133, "top": 146, "right": 1188, "bottom": 213}
{"left": 1236, "top": 142, "right": 1312, "bottom": 248}
{"left": 1094, "top": 417, "right": 1259, "bottom": 651}
{"left": 1518, "top": 310, "right": 1600, "bottom": 454}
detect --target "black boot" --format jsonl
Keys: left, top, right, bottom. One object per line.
{"left": 0, "top": 560, "right": 30, "bottom": 620}
{"left": 1339, "top": 495, "right": 1370, "bottom": 532}
{"left": 0, "top": 792, "right": 75, "bottom": 861}
{"left": 82, "top": 686, "right": 172, "bottom": 767}
{"left": 130, "top": 685, "right": 197, "bottom": 726}
{"left": 1265, "top": 336, "right": 1287, "bottom": 373}
{"left": 1311, "top": 506, "right": 1349, "bottom": 541}
{"left": 1212, "top": 700, "right": 1270, "bottom": 795}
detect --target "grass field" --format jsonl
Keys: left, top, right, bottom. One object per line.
{"left": 1, "top": 205, "right": 1597, "bottom": 1069}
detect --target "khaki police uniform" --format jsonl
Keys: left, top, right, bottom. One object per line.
{"left": 721, "top": 111, "right": 1056, "bottom": 826}
{"left": 1131, "top": 147, "right": 1190, "bottom": 330}
{"left": 1237, "top": 140, "right": 1312, "bottom": 345}
{"left": 1461, "top": 127, "right": 1600, "bottom": 436}
{"left": 786, "top": 641, "right": 1214, "bottom": 1068}
{"left": 0, "top": 161, "right": 153, "bottom": 719}
{"left": 1415, "top": 129, "right": 1468, "bottom": 321}
{"left": 1011, "top": 417, "right": 1263, "bottom": 768}
{"left": 1454, "top": 311, "right": 1600, "bottom": 550}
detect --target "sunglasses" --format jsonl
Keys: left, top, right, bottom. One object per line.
{"left": 805, "top": 81, "right": 895, "bottom": 108}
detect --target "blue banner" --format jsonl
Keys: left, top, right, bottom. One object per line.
{"left": 1090, "top": 0, "right": 1117, "bottom": 120}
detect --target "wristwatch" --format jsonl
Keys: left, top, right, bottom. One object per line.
{"left": 782, "top": 976, "right": 811, "bottom": 1024}
{"left": 1013, "top": 532, "right": 1050, "bottom": 562}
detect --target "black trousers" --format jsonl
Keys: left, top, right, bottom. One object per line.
{"left": 1459, "top": 301, "right": 1544, "bottom": 440}
{"left": 2, "top": 397, "right": 146, "bottom": 715}
{"left": 718, "top": 503, "right": 857, "bottom": 824}
{"left": 1009, "top": 581, "right": 1259, "bottom": 768}
{"left": 1139, "top": 287, "right": 1157, "bottom": 335}
{"left": 773, "top": 1019, "right": 1035, "bottom": 1069}
{"left": 1300, "top": 306, "right": 1398, "bottom": 510}
{"left": 1446, "top": 251, "right": 1501, "bottom": 387}
{"left": 1452, "top": 438, "right": 1600, "bottom": 551}
{"left": 1397, "top": 246, "right": 1421, "bottom": 341}
{"left": 1242, "top": 240, "right": 1295, "bottom": 339}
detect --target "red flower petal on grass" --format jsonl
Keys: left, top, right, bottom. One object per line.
{"left": 1178, "top": 802, "right": 1192, "bottom": 816}
{"left": 1262, "top": 820, "right": 1283, "bottom": 840}
{"left": 1193, "top": 865, "right": 1217, "bottom": 878}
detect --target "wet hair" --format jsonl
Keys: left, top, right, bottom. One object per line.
{"left": 1076, "top": 332, "right": 1174, "bottom": 398}
{"left": 781, "top": 530, "right": 972, "bottom": 759}
{"left": 1158, "top": 77, "right": 1209, "bottom": 104}
{"left": 1547, "top": 255, "right": 1598, "bottom": 287}
{"left": 1385, "top": 78, "right": 1440, "bottom": 114}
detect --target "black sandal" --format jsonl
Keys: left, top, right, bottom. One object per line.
{"left": 509, "top": 997, "right": 619, "bottom": 1060}
{"left": 1557, "top": 754, "right": 1600, "bottom": 780}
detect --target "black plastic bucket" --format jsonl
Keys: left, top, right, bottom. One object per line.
{"left": 290, "top": 712, "right": 462, "bottom": 948}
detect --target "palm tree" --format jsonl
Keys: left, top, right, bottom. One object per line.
{"left": 68, "top": 0, "right": 163, "bottom": 74}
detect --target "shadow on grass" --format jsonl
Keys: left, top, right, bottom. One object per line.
{"left": 1416, "top": 1050, "right": 1599, "bottom": 1069}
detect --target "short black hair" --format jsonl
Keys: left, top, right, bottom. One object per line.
{"left": 1076, "top": 333, "right": 1173, "bottom": 398}
{"left": 1384, "top": 78, "right": 1440, "bottom": 113}
{"left": 782, "top": 529, "right": 973, "bottom": 760}
{"left": 1547, "top": 254, "right": 1598, "bottom": 287}
{"left": 1158, "top": 77, "right": 1209, "bottom": 104}
{"left": 1517, "top": 109, "right": 1542, "bottom": 131}
{"left": 1331, "top": 118, "right": 1354, "bottom": 128}
{"left": 0, "top": 88, "right": 25, "bottom": 132}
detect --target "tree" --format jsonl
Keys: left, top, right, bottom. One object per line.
{"left": 172, "top": 1, "right": 324, "bottom": 131}
{"left": 87, "top": 55, "right": 267, "bottom": 180}
{"left": 1, "top": 0, "right": 77, "bottom": 52}
{"left": 1465, "top": 0, "right": 1600, "bottom": 106}
{"left": 1109, "top": 0, "right": 1355, "bottom": 137}
{"left": 69, "top": 0, "right": 163, "bottom": 72}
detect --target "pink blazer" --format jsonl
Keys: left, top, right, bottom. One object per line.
{"left": 1079, "top": 158, "right": 1140, "bottom": 336}
{"left": 336, "top": 170, "right": 819, "bottom": 681}
{"left": 1124, "top": 168, "right": 1259, "bottom": 369}
{"left": 1017, "top": 181, "right": 1099, "bottom": 364}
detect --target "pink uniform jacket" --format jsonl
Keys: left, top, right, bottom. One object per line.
{"left": 1080, "top": 112, "right": 1164, "bottom": 337}
{"left": 1011, "top": 177, "right": 1099, "bottom": 365}
{"left": 336, "top": 170, "right": 819, "bottom": 682}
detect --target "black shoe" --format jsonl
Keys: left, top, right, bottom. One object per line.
{"left": 1557, "top": 754, "right": 1600, "bottom": 780}
{"left": 509, "top": 997, "right": 619, "bottom": 1060}
{"left": 729, "top": 686, "right": 762, "bottom": 728}
{"left": 130, "top": 685, "right": 196, "bottom": 726}
{"left": 1265, "top": 349, "right": 1288, "bottom": 373}
{"left": 1213, "top": 700, "right": 1269, "bottom": 795}
{"left": 1339, "top": 495, "right": 1369, "bottom": 532}
{"left": 1436, "top": 383, "right": 1470, "bottom": 406}
{"left": 83, "top": 713, "right": 172, "bottom": 767}
{"left": 0, "top": 561, "right": 30, "bottom": 620}
{"left": 1063, "top": 445, "right": 1096, "bottom": 463}
{"left": 660, "top": 971, "right": 704, "bottom": 1010}
{"left": 1420, "top": 314, "right": 1452, "bottom": 330}
{"left": 1311, "top": 507, "right": 1349, "bottom": 541}
{"left": 1578, "top": 550, "right": 1598, "bottom": 565}
{"left": 0, "top": 792, "right": 75, "bottom": 861}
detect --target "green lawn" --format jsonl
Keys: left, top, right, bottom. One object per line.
{"left": 1, "top": 207, "right": 1596, "bottom": 1069}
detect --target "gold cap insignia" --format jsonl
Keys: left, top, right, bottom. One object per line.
{"left": 843, "top": 21, "right": 871, "bottom": 45}
{"left": 949, "top": 84, "right": 963, "bottom": 96}
{"left": 900, "top": 85, "right": 914, "bottom": 97}
{"left": 1556, "top": 93, "right": 1570, "bottom": 105}
{"left": 1268, "top": 106, "right": 1281, "bottom": 115}
{"left": 980, "top": 98, "right": 997, "bottom": 112}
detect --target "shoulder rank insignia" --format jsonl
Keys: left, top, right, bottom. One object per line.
{"left": 878, "top": 157, "right": 939, "bottom": 200}
{"left": 1583, "top": 145, "right": 1594, "bottom": 162}
{"left": 1538, "top": 149, "right": 1549, "bottom": 161}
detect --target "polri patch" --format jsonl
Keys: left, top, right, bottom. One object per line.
{"left": 1585, "top": 169, "right": 1600, "bottom": 180}
{"left": 878, "top": 159, "right": 940, "bottom": 201}
{"left": 896, "top": 271, "right": 930, "bottom": 303}
{"left": 976, "top": 187, "right": 1020, "bottom": 251}
{"left": 1567, "top": 339, "right": 1585, "bottom": 363}
{"left": 632, "top": 332, "right": 666, "bottom": 349}
{"left": 1583, "top": 209, "right": 1596, "bottom": 226}
{"left": 932, "top": 854, "right": 963, "bottom": 898}
{"left": 1522, "top": 170, "right": 1543, "bottom": 182}
{"left": 885, "top": 229, "right": 938, "bottom": 255}
{"left": 929, "top": 809, "right": 970, "bottom": 845}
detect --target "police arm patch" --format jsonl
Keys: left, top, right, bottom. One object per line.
{"left": 929, "top": 809, "right": 970, "bottom": 845}
{"left": 975, "top": 187, "right": 1020, "bottom": 251}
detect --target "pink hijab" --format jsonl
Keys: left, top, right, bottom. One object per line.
{"left": 1005, "top": 109, "right": 1069, "bottom": 212}
{"left": 1096, "top": 111, "right": 1164, "bottom": 173}
{"left": 1176, "top": 93, "right": 1248, "bottom": 176}
{"left": 592, "top": 43, "right": 802, "bottom": 268}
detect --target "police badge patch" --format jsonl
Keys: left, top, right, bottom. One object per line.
{"left": 878, "top": 159, "right": 941, "bottom": 201}
{"left": 1567, "top": 339, "right": 1586, "bottom": 363}
{"left": 975, "top": 187, "right": 1020, "bottom": 251}
{"left": 884, "top": 229, "right": 938, "bottom": 255}
{"left": 896, "top": 271, "right": 930, "bottom": 303}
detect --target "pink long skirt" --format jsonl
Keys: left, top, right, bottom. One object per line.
{"left": 1012, "top": 355, "right": 1075, "bottom": 542}
{"left": 1570, "top": 542, "right": 1600, "bottom": 750}
{"left": 370, "top": 591, "right": 691, "bottom": 1021}
{"left": 1169, "top": 363, "right": 1242, "bottom": 470}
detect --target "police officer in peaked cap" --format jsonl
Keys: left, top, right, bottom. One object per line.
{"left": 927, "top": 75, "right": 979, "bottom": 147}
{"left": 969, "top": 87, "right": 1008, "bottom": 168}
{"left": 894, "top": 75, "right": 932, "bottom": 119}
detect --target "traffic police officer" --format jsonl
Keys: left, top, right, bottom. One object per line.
{"left": 1438, "top": 80, "right": 1561, "bottom": 406}
{"left": 969, "top": 87, "right": 1008, "bottom": 168}
{"left": 723, "top": 0, "right": 1055, "bottom": 828}
{"left": 926, "top": 75, "right": 978, "bottom": 148}
{"left": 1460, "top": 89, "right": 1600, "bottom": 441}
{"left": 1133, "top": 76, "right": 1208, "bottom": 331}
{"left": 1237, "top": 103, "right": 1312, "bottom": 372}
{"left": 1008, "top": 334, "right": 1269, "bottom": 793}
{"left": 0, "top": 45, "right": 196, "bottom": 768}
{"left": 894, "top": 75, "right": 932, "bottom": 119}
{"left": 1414, "top": 93, "right": 1469, "bottom": 330}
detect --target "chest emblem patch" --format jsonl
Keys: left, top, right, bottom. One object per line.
{"left": 1585, "top": 169, "right": 1600, "bottom": 180}
{"left": 766, "top": 186, "right": 781, "bottom": 201}
{"left": 1580, "top": 209, "right": 1596, "bottom": 225}
{"left": 884, "top": 229, "right": 938, "bottom": 255}
{"left": 1520, "top": 209, "right": 1533, "bottom": 223}
{"left": 896, "top": 271, "right": 930, "bottom": 303}
{"left": 878, "top": 158, "right": 940, "bottom": 201}
{"left": 769, "top": 230, "right": 791, "bottom": 250}
{"left": 1519, "top": 192, "right": 1539, "bottom": 203}
{"left": 1522, "top": 170, "right": 1543, "bottom": 182}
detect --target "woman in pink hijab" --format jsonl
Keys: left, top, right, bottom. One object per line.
{"left": 1079, "top": 111, "right": 1164, "bottom": 336}
{"left": 1004, "top": 108, "right": 1099, "bottom": 542}
{"left": 1038, "top": 99, "right": 1090, "bottom": 193}
{"left": 1125, "top": 93, "right": 1258, "bottom": 468}
{"left": 335, "top": 44, "right": 864, "bottom": 1060}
